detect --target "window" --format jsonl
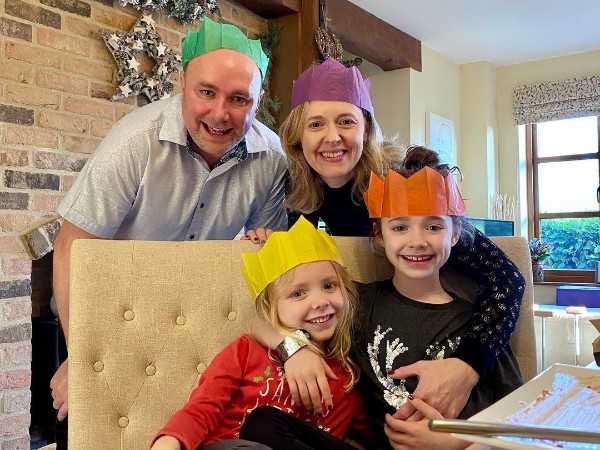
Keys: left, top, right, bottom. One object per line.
{"left": 527, "top": 116, "right": 600, "bottom": 283}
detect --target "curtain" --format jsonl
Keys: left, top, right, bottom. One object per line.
{"left": 513, "top": 75, "right": 600, "bottom": 125}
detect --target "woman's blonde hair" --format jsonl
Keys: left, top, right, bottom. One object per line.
{"left": 280, "top": 102, "right": 404, "bottom": 213}
{"left": 254, "top": 260, "right": 359, "bottom": 391}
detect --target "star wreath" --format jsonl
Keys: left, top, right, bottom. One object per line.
{"left": 101, "top": 13, "right": 181, "bottom": 102}
{"left": 118, "top": 0, "right": 220, "bottom": 25}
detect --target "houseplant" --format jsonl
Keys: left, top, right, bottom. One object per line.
{"left": 528, "top": 238, "right": 552, "bottom": 282}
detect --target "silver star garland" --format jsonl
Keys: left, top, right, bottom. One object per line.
{"left": 101, "top": 13, "right": 181, "bottom": 102}
{"left": 119, "top": 0, "right": 220, "bottom": 25}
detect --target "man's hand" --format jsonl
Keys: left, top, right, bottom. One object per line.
{"left": 50, "top": 358, "right": 69, "bottom": 421}
{"left": 389, "top": 358, "right": 479, "bottom": 420}
{"left": 283, "top": 347, "right": 337, "bottom": 414}
{"left": 242, "top": 228, "right": 273, "bottom": 244}
{"left": 384, "top": 396, "right": 466, "bottom": 450}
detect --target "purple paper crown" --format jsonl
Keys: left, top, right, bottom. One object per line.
{"left": 291, "top": 57, "right": 374, "bottom": 114}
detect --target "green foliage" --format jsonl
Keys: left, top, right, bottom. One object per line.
{"left": 540, "top": 218, "right": 600, "bottom": 270}
{"left": 256, "top": 20, "right": 283, "bottom": 131}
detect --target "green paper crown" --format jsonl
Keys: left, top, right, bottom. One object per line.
{"left": 181, "top": 17, "right": 269, "bottom": 79}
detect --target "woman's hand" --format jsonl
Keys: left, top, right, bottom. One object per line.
{"left": 150, "top": 436, "right": 181, "bottom": 450}
{"left": 242, "top": 228, "right": 273, "bottom": 244}
{"left": 284, "top": 347, "right": 337, "bottom": 414}
{"left": 384, "top": 396, "right": 467, "bottom": 450}
{"left": 388, "top": 358, "right": 479, "bottom": 420}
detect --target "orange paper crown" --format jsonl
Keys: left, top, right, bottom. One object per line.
{"left": 363, "top": 167, "right": 468, "bottom": 217}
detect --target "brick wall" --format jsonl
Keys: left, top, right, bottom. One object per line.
{"left": 0, "top": 1, "right": 266, "bottom": 447}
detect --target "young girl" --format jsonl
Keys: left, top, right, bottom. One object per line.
{"left": 354, "top": 145, "right": 523, "bottom": 449}
{"left": 150, "top": 217, "right": 369, "bottom": 450}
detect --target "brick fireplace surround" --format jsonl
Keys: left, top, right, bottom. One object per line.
{"left": 0, "top": 1, "right": 266, "bottom": 447}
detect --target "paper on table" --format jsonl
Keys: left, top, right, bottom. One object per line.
{"left": 451, "top": 364, "right": 600, "bottom": 450}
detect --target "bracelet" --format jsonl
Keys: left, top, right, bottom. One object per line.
{"left": 274, "top": 329, "right": 310, "bottom": 364}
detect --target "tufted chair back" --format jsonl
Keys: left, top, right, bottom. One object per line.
{"left": 68, "top": 236, "right": 535, "bottom": 450}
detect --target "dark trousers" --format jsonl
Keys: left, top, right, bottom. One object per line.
{"left": 240, "top": 406, "right": 358, "bottom": 450}
{"left": 201, "top": 439, "right": 273, "bottom": 450}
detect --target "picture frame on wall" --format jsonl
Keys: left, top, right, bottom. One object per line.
{"left": 426, "top": 112, "right": 456, "bottom": 166}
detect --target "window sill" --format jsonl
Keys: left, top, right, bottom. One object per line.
{"left": 533, "top": 281, "right": 599, "bottom": 286}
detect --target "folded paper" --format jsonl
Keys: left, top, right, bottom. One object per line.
{"left": 181, "top": 17, "right": 269, "bottom": 79}
{"left": 291, "top": 57, "right": 373, "bottom": 114}
{"left": 364, "top": 167, "right": 468, "bottom": 218}
{"left": 242, "top": 216, "right": 342, "bottom": 299}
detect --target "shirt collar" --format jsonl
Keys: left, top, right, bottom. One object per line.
{"left": 186, "top": 135, "right": 248, "bottom": 167}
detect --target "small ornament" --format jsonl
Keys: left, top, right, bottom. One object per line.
{"left": 119, "top": 0, "right": 220, "bottom": 25}
{"left": 532, "top": 261, "right": 545, "bottom": 282}
{"left": 101, "top": 12, "right": 181, "bottom": 102}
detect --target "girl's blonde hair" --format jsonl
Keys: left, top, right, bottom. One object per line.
{"left": 280, "top": 102, "right": 404, "bottom": 213}
{"left": 254, "top": 260, "right": 359, "bottom": 391}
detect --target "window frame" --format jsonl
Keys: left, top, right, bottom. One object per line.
{"left": 526, "top": 118, "right": 600, "bottom": 283}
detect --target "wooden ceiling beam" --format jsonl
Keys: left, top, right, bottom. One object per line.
{"left": 325, "top": 0, "right": 422, "bottom": 72}
{"left": 227, "top": 0, "right": 301, "bottom": 18}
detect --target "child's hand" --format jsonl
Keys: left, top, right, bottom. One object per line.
{"left": 242, "top": 228, "right": 273, "bottom": 244}
{"left": 384, "top": 396, "right": 467, "bottom": 450}
{"left": 150, "top": 436, "right": 181, "bottom": 450}
{"left": 388, "top": 358, "right": 479, "bottom": 420}
{"left": 284, "top": 347, "right": 337, "bottom": 414}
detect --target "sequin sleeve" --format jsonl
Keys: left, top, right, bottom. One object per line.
{"left": 446, "top": 229, "right": 525, "bottom": 375}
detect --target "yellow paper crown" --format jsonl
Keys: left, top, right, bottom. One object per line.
{"left": 242, "top": 216, "right": 341, "bottom": 299}
{"left": 363, "top": 166, "right": 468, "bottom": 217}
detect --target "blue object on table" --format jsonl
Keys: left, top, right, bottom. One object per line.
{"left": 556, "top": 285, "right": 600, "bottom": 308}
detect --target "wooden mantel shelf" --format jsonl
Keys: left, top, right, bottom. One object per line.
{"left": 228, "top": 0, "right": 421, "bottom": 72}
{"left": 228, "top": 0, "right": 301, "bottom": 18}
{"left": 325, "top": 0, "right": 421, "bottom": 71}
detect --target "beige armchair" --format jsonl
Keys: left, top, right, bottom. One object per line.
{"left": 68, "top": 236, "right": 535, "bottom": 450}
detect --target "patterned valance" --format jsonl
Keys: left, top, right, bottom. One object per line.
{"left": 513, "top": 75, "right": 600, "bottom": 125}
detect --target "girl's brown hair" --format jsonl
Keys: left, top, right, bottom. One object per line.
{"left": 280, "top": 102, "right": 403, "bottom": 213}
{"left": 371, "top": 145, "right": 475, "bottom": 251}
{"left": 254, "top": 261, "right": 359, "bottom": 391}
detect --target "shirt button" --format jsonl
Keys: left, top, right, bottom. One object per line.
{"left": 189, "top": 234, "right": 195, "bottom": 239}
{"left": 200, "top": 203, "right": 204, "bottom": 208}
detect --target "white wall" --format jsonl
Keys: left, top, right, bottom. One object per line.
{"left": 459, "top": 62, "right": 499, "bottom": 217}
{"left": 369, "top": 68, "right": 411, "bottom": 146}
{"left": 369, "top": 46, "right": 460, "bottom": 151}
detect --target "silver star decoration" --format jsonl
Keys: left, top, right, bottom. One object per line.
{"left": 100, "top": 11, "right": 180, "bottom": 102}
{"left": 120, "top": 84, "right": 132, "bottom": 97}
{"left": 128, "top": 57, "right": 140, "bottom": 71}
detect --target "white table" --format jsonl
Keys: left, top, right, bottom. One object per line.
{"left": 533, "top": 304, "right": 600, "bottom": 369}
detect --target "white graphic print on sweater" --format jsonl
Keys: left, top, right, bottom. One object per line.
{"left": 368, "top": 324, "right": 462, "bottom": 409}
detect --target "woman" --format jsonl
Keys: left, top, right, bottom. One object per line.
{"left": 281, "top": 57, "right": 402, "bottom": 236}
{"left": 250, "top": 57, "right": 525, "bottom": 446}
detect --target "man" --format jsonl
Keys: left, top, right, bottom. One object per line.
{"left": 50, "top": 17, "right": 287, "bottom": 447}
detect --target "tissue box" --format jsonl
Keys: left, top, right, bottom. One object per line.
{"left": 556, "top": 285, "right": 600, "bottom": 308}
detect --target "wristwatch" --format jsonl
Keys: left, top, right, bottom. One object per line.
{"left": 274, "top": 329, "right": 310, "bottom": 364}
